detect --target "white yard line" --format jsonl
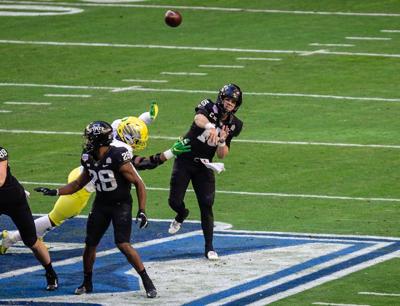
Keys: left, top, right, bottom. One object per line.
{"left": 300, "top": 49, "right": 329, "bottom": 56}
{"left": 358, "top": 291, "right": 400, "bottom": 297}
{"left": 160, "top": 72, "right": 207, "bottom": 76}
{"left": 122, "top": 79, "right": 168, "bottom": 83}
{"left": 0, "top": 4, "right": 83, "bottom": 16}
{"left": 0, "top": 110, "right": 11, "bottom": 113}
{"left": 198, "top": 64, "right": 244, "bottom": 68}
{"left": 1, "top": 39, "right": 400, "bottom": 59}
{"left": 44, "top": 93, "right": 91, "bottom": 98}
{"left": 345, "top": 36, "right": 392, "bottom": 41}
{"left": 1, "top": 82, "right": 400, "bottom": 102}
{"left": 1, "top": 128, "right": 400, "bottom": 149}
{"left": 236, "top": 57, "right": 282, "bottom": 61}
{"left": 111, "top": 85, "right": 142, "bottom": 92}
{"left": 313, "top": 303, "right": 370, "bottom": 306}
{"left": 381, "top": 30, "right": 400, "bottom": 33}
{"left": 4, "top": 101, "right": 51, "bottom": 105}
{"left": 310, "top": 43, "right": 354, "bottom": 47}
{"left": 1, "top": 0, "right": 400, "bottom": 17}
{"left": 18, "top": 181, "right": 400, "bottom": 203}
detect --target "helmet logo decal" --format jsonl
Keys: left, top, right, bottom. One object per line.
{"left": 92, "top": 124, "right": 103, "bottom": 135}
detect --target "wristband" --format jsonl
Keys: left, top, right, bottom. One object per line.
{"left": 56, "top": 189, "right": 60, "bottom": 196}
{"left": 205, "top": 122, "right": 215, "bottom": 130}
{"left": 218, "top": 141, "right": 226, "bottom": 148}
{"left": 163, "top": 149, "right": 174, "bottom": 160}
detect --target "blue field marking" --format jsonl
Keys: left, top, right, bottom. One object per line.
{"left": 220, "top": 242, "right": 400, "bottom": 306}
{"left": 0, "top": 302, "right": 100, "bottom": 306}
{"left": 1, "top": 215, "right": 399, "bottom": 305}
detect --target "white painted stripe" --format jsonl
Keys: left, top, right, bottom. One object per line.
{"left": 358, "top": 291, "right": 400, "bottom": 297}
{"left": 122, "top": 79, "right": 168, "bottom": 83}
{"left": 215, "top": 242, "right": 391, "bottom": 305}
{"left": 2, "top": 1, "right": 400, "bottom": 17}
{"left": 2, "top": 39, "right": 400, "bottom": 59}
{"left": 300, "top": 49, "right": 328, "bottom": 56}
{"left": 160, "top": 72, "right": 207, "bottom": 76}
{"left": 346, "top": 36, "right": 392, "bottom": 41}
{"left": 381, "top": 30, "right": 400, "bottom": 33}
{"left": 0, "top": 110, "right": 11, "bottom": 113}
{"left": 313, "top": 303, "right": 370, "bottom": 306}
{"left": 198, "top": 64, "right": 244, "bottom": 68}
{"left": 0, "top": 228, "right": 202, "bottom": 279}
{"left": 0, "top": 4, "right": 83, "bottom": 16}
{"left": 229, "top": 229, "right": 400, "bottom": 241}
{"left": 0, "top": 82, "right": 115, "bottom": 90}
{"left": 261, "top": 250, "right": 398, "bottom": 305}
{"left": 19, "top": 181, "right": 400, "bottom": 203}
{"left": 236, "top": 57, "right": 282, "bottom": 61}
{"left": 1, "top": 82, "right": 400, "bottom": 102}
{"left": 111, "top": 85, "right": 142, "bottom": 92}
{"left": 44, "top": 94, "right": 91, "bottom": 98}
{"left": 1, "top": 129, "right": 400, "bottom": 149}
{"left": 4, "top": 101, "right": 51, "bottom": 105}
{"left": 310, "top": 43, "right": 355, "bottom": 47}
{"left": 319, "top": 50, "right": 400, "bottom": 58}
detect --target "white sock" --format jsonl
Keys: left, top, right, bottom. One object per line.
{"left": 5, "top": 215, "right": 53, "bottom": 247}
{"left": 138, "top": 112, "right": 153, "bottom": 125}
{"left": 35, "top": 215, "right": 54, "bottom": 237}
{"left": 7, "top": 230, "right": 20, "bottom": 245}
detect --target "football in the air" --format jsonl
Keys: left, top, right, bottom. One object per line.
{"left": 165, "top": 10, "right": 182, "bottom": 27}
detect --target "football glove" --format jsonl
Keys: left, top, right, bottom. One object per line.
{"left": 149, "top": 101, "right": 159, "bottom": 120}
{"left": 34, "top": 187, "right": 58, "bottom": 196}
{"left": 136, "top": 209, "right": 148, "bottom": 229}
{"left": 171, "top": 138, "right": 191, "bottom": 156}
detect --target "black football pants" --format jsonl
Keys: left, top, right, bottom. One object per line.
{"left": 168, "top": 158, "right": 216, "bottom": 252}
{"left": 0, "top": 185, "right": 37, "bottom": 247}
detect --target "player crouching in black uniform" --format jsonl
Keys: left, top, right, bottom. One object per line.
{"left": 0, "top": 146, "right": 58, "bottom": 291}
{"left": 35, "top": 121, "right": 157, "bottom": 298}
{"left": 168, "top": 83, "right": 243, "bottom": 260}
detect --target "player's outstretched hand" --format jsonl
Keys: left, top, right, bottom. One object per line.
{"left": 136, "top": 209, "right": 148, "bottom": 229}
{"left": 34, "top": 187, "right": 58, "bottom": 196}
{"left": 171, "top": 138, "right": 191, "bottom": 156}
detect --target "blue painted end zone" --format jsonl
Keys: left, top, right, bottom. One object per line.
{"left": 1, "top": 215, "right": 399, "bottom": 305}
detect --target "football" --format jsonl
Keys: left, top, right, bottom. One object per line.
{"left": 165, "top": 10, "right": 182, "bottom": 27}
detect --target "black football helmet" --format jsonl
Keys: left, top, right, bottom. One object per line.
{"left": 216, "top": 83, "right": 242, "bottom": 114}
{"left": 83, "top": 121, "right": 113, "bottom": 154}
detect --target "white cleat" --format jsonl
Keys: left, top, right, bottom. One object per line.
{"left": 168, "top": 220, "right": 182, "bottom": 235}
{"left": 206, "top": 251, "right": 219, "bottom": 261}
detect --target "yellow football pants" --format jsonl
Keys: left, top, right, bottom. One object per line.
{"left": 48, "top": 167, "right": 92, "bottom": 226}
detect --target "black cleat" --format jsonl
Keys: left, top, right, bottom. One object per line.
{"left": 74, "top": 282, "right": 93, "bottom": 295}
{"left": 142, "top": 277, "right": 157, "bottom": 298}
{"left": 45, "top": 271, "right": 58, "bottom": 291}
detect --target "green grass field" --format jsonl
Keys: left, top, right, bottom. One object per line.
{"left": 1, "top": 0, "right": 399, "bottom": 305}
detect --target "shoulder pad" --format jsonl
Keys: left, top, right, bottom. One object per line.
{"left": 110, "top": 145, "right": 133, "bottom": 163}
{"left": 195, "top": 99, "right": 214, "bottom": 112}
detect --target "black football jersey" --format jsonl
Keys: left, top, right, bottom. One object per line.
{"left": 180, "top": 99, "right": 243, "bottom": 161}
{"left": 81, "top": 145, "right": 133, "bottom": 204}
{"left": 0, "top": 147, "right": 20, "bottom": 191}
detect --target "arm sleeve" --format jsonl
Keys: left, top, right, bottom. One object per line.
{"left": 132, "top": 153, "right": 165, "bottom": 170}
{"left": 0, "top": 147, "right": 9, "bottom": 161}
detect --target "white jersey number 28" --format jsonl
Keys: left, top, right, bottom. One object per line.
{"left": 89, "top": 169, "right": 118, "bottom": 192}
